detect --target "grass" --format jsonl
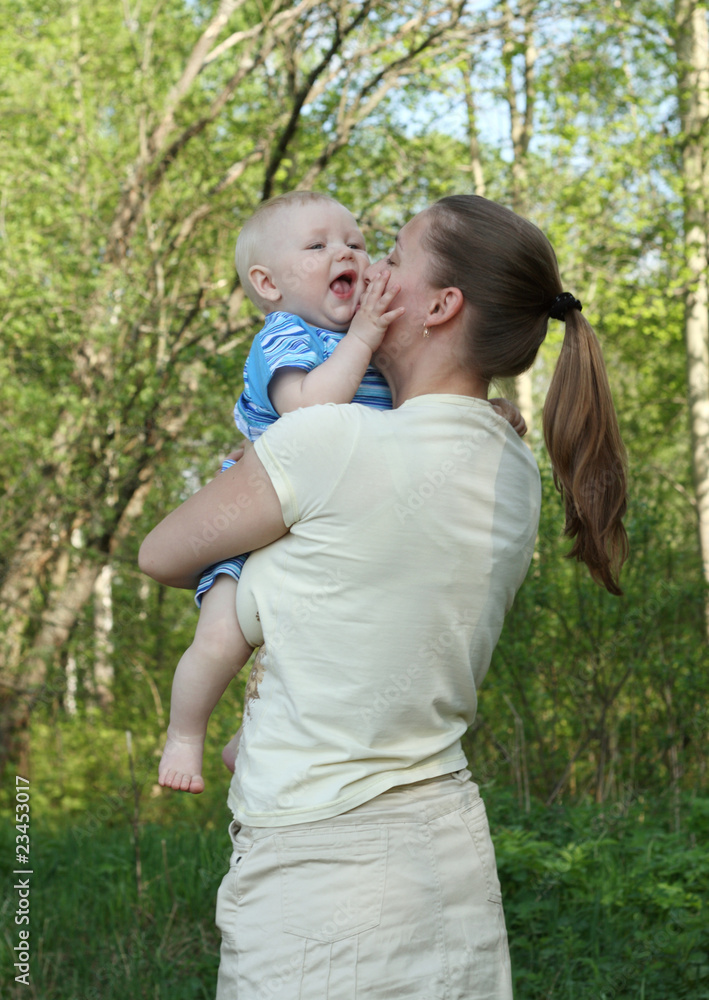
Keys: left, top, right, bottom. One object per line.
{"left": 1, "top": 821, "right": 226, "bottom": 999}
{"left": 1, "top": 791, "right": 707, "bottom": 999}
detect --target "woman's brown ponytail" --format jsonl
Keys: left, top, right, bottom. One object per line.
{"left": 425, "top": 195, "right": 629, "bottom": 594}
{"left": 542, "top": 310, "right": 628, "bottom": 595}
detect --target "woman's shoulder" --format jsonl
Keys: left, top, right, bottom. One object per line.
{"left": 255, "top": 404, "right": 372, "bottom": 469}
{"left": 271, "top": 401, "right": 371, "bottom": 436}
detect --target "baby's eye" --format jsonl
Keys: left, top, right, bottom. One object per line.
{"left": 349, "top": 242, "right": 366, "bottom": 251}
{"left": 308, "top": 242, "right": 325, "bottom": 250}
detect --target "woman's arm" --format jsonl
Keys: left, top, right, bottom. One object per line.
{"left": 138, "top": 446, "right": 287, "bottom": 590}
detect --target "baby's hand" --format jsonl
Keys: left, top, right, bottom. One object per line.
{"left": 490, "top": 397, "right": 527, "bottom": 437}
{"left": 348, "top": 271, "right": 405, "bottom": 352}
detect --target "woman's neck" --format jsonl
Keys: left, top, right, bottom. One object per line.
{"left": 375, "top": 313, "right": 489, "bottom": 408}
{"left": 383, "top": 358, "right": 489, "bottom": 409}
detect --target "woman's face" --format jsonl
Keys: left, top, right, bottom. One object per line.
{"left": 365, "top": 210, "right": 438, "bottom": 343}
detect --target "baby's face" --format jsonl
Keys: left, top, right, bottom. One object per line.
{"left": 259, "top": 201, "right": 369, "bottom": 331}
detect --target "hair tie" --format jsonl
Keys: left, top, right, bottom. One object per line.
{"left": 549, "top": 292, "right": 582, "bottom": 321}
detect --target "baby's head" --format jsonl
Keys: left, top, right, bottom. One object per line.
{"left": 235, "top": 191, "right": 369, "bottom": 332}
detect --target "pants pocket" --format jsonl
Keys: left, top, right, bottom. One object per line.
{"left": 275, "top": 825, "right": 388, "bottom": 942}
{"left": 216, "top": 821, "right": 252, "bottom": 944}
{"left": 460, "top": 798, "right": 503, "bottom": 905}
{"left": 215, "top": 863, "right": 240, "bottom": 947}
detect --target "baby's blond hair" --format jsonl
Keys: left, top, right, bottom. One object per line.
{"left": 235, "top": 191, "right": 343, "bottom": 310}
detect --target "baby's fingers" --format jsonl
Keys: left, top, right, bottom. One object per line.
{"left": 363, "top": 270, "right": 394, "bottom": 297}
{"left": 362, "top": 276, "right": 400, "bottom": 314}
{"left": 378, "top": 280, "right": 401, "bottom": 306}
{"left": 381, "top": 305, "right": 405, "bottom": 325}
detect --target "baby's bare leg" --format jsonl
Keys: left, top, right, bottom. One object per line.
{"left": 159, "top": 576, "right": 253, "bottom": 793}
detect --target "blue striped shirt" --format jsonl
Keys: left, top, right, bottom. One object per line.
{"left": 234, "top": 311, "right": 392, "bottom": 439}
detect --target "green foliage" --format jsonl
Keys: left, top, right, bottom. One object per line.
{"left": 488, "top": 791, "right": 709, "bottom": 998}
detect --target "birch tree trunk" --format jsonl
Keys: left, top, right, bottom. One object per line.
{"left": 675, "top": 0, "right": 709, "bottom": 638}
{"left": 501, "top": 0, "right": 537, "bottom": 431}
{"left": 92, "top": 564, "right": 115, "bottom": 708}
{"left": 462, "top": 62, "right": 487, "bottom": 197}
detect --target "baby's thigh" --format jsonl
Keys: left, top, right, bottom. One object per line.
{"left": 194, "top": 577, "right": 250, "bottom": 665}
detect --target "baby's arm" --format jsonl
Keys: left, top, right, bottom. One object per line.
{"left": 269, "top": 271, "right": 403, "bottom": 415}
{"left": 489, "top": 397, "right": 527, "bottom": 437}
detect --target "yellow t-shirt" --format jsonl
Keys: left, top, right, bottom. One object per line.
{"left": 228, "top": 395, "right": 541, "bottom": 826}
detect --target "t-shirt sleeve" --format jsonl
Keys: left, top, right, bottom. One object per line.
{"left": 236, "top": 313, "right": 328, "bottom": 437}
{"left": 253, "top": 404, "right": 358, "bottom": 527}
{"left": 250, "top": 313, "right": 325, "bottom": 395}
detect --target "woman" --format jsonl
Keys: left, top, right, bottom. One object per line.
{"left": 140, "top": 195, "right": 627, "bottom": 999}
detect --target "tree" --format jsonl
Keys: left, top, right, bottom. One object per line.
{"left": 499, "top": 1, "right": 538, "bottom": 442}
{"left": 674, "top": 0, "right": 709, "bottom": 636}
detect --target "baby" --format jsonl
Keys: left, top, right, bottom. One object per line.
{"left": 157, "top": 190, "right": 525, "bottom": 793}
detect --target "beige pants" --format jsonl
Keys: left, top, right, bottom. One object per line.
{"left": 215, "top": 771, "right": 513, "bottom": 1000}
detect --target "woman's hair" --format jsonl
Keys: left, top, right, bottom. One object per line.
{"left": 425, "top": 195, "right": 628, "bottom": 595}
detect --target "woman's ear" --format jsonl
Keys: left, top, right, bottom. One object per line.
{"left": 248, "top": 264, "right": 282, "bottom": 303}
{"left": 427, "top": 287, "right": 465, "bottom": 328}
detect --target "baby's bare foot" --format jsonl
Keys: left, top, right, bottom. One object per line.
{"left": 222, "top": 729, "right": 242, "bottom": 774}
{"left": 159, "top": 729, "right": 205, "bottom": 794}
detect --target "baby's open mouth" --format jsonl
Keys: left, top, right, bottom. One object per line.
{"left": 330, "top": 270, "right": 357, "bottom": 298}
